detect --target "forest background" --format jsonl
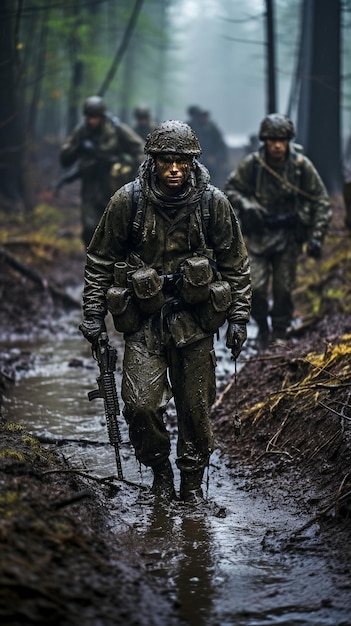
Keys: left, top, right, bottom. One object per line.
{"left": 0, "top": 0, "right": 350, "bottom": 212}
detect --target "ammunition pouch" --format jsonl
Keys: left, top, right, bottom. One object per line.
{"left": 131, "top": 267, "right": 166, "bottom": 314}
{"left": 180, "top": 256, "right": 213, "bottom": 304}
{"left": 106, "top": 261, "right": 144, "bottom": 334}
{"left": 196, "top": 280, "right": 232, "bottom": 333}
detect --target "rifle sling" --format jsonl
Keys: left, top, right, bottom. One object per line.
{"left": 254, "top": 154, "right": 322, "bottom": 202}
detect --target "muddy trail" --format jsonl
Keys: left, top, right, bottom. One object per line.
{"left": 1, "top": 190, "right": 351, "bottom": 625}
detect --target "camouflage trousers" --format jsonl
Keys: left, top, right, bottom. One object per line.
{"left": 249, "top": 241, "right": 300, "bottom": 331}
{"left": 121, "top": 330, "right": 216, "bottom": 471}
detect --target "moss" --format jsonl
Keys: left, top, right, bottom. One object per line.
{"left": 4, "top": 422, "right": 23, "bottom": 433}
{"left": 22, "top": 434, "right": 48, "bottom": 462}
{"left": 0, "top": 449, "right": 26, "bottom": 462}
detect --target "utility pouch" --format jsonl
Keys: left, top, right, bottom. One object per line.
{"left": 196, "top": 280, "right": 232, "bottom": 333}
{"left": 181, "top": 256, "right": 213, "bottom": 304}
{"left": 106, "top": 286, "right": 144, "bottom": 334}
{"left": 131, "top": 267, "right": 166, "bottom": 314}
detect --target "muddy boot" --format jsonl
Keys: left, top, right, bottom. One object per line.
{"left": 271, "top": 327, "right": 288, "bottom": 344}
{"left": 180, "top": 468, "right": 205, "bottom": 504}
{"left": 151, "top": 458, "right": 176, "bottom": 504}
{"left": 255, "top": 319, "right": 270, "bottom": 351}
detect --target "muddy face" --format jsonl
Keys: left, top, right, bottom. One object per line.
{"left": 155, "top": 154, "right": 192, "bottom": 195}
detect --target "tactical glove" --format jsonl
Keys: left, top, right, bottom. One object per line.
{"left": 226, "top": 323, "right": 247, "bottom": 359}
{"left": 307, "top": 239, "right": 322, "bottom": 259}
{"left": 79, "top": 316, "right": 104, "bottom": 344}
{"left": 240, "top": 206, "right": 266, "bottom": 234}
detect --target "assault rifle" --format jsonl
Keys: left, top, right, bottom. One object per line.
{"left": 264, "top": 212, "right": 296, "bottom": 230}
{"left": 53, "top": 157, "right": 101, "bottom": 195}
{"left": 53, "top": 164, "right": 83, "bottom": 196}
{"left": 88, "top": 330, "right": 124, "bottom": 480}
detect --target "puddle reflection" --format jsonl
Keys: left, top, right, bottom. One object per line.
{"left": 1, "top": 317, "right": 351, "bottom": 625}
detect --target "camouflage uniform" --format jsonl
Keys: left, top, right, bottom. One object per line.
{"left": 60, "top": 97, "right": 144, "bottom": 247}
{"left": 80, "top": 121, "right": 251, "bottom": 502}
{"left": 225, "top": 114, "right": 332, "bottom": 341}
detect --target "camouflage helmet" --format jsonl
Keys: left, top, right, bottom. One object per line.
{"left": 83, "top": 96, "right": 106, "bottom": 117}
{"left": 259, "top": 113, "right": 295, "bottom": 141}
{"left": 144, "top": 120, "right": 202, "bottom": 156}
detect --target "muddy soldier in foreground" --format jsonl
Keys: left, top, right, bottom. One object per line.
{"left": 225, "top": 113, "right": 332, "bottom": 349}
{"left": 79, "top": 121, "right": 251, "bottom": 504}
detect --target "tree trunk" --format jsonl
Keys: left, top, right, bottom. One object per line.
{"left": 0, "top": 0, "right": 24, "bottom": 209}
{"left": 265, "top": 0, "right": 277, "bottom": 114}
{"left": 296, "top": 0, "right": 342, "bottom": 194}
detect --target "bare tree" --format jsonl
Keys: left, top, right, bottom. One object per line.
{"left": 265, "top": 0, "right": 277, "bottom": 113}
{"left": 0, "top": 0, "right": 24, "bottom": 209}
{"left": 296, "top": 0, "right": 342, "bottom": 194}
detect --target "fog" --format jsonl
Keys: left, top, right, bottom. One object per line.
{"left": 161, "top": 0, "right": 300, "bottom": 145}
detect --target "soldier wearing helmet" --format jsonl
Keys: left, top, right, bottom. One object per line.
{"left": 225, "top": 113, "right": 331, "bottom": 349}
{"left": 132, "top": 106, "right": 157, "bottom": 141}
{"left": 59, "top": 95, "right": 144, "bottom": 247}
{"left": 80, "top": 120, "right": 251, "bottom": 505}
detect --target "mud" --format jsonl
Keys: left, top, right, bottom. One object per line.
{"left": 1, "top": 184, "right": 351, "bottom": 625}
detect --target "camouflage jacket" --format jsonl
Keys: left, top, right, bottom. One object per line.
{"left": 225, "top": 147, "right": 332, "bottom": 255}
{"left": 60, "top": 115, "right": 144, "bottom": 201}
{"left": 82, "top": 159, "right": 251, "bottom": 347}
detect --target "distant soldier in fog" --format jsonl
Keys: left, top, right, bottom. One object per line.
{"left": 193, "top": 109, "right": 229, "bottom": 189}
{"left": 225, "top": 113, "right": 332, "bottom": 349}
{"left": 60, "top": 96, "right": 144, "bottom": 247}
{"left": 185, "top": 105, "right": 201, "bottom": 134}
{"left": 132, "top": 106, "right": 157, "bottom": 142}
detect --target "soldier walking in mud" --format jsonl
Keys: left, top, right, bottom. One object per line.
{"left": 79, "top": 120, "right": 251, "bottom": 504}
{"left": 187, "top": 108, "right": 229, "bottom": 189}
{"left": 225, "top": 113, "right": 332, "bottom": 349}
{"left": 132, "top": 106, "right": 157, "bottom": 142}
{"left": 60, "top": 96, "right": 144, "bottom": 247}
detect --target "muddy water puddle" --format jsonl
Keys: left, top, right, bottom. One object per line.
{"left": 1, "top": 317, "right": 350, "bottom": 625}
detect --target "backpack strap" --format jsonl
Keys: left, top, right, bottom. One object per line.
{"left": 129, "top": 181, "right": 213, "bottom": 247}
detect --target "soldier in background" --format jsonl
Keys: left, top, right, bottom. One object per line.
{"left": 60, "top": 96, "right": 144, "bottom": 247}
{"left": 185, "top": 105, "right": 201, "bottom": 133}
{"left": 132, "top": 106, "right": 157, "bottom": 142}
{"left": 225, "top": 113, "right": 332, "bottom": 349}
{"left": 194, "top": 109, "right": 229, "bottom": 189}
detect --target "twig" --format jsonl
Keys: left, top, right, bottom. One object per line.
{"left": 41, "top": 468, "right": 149, "bottom": 491}
{"left": 318, "top": 400, "right": 351, "bottom": 422}
{"left": 0, "top": 244, "right": 80, "bottom": 309}
{"left": 50, "top": 489, "right": 93, "bottom": 510}
{"left": 291, "top": 488, "right": 351, "bottom": 536}
{"left": 307, "top": 430, "right": 342, "bottom": 461}
{"left": 255, "top": 448, "right": 293, "bottom": 463}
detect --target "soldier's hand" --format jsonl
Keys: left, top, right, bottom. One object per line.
{"left": 226, "top": 323, "right": 247, "bottom": 360}
{"left": 241, "top": 206, "right": 266, "bottom": 234}
{"left": 307, "top": 239, "right": 322, "bottom": 259}
{"left": 79, "top": 316, "right": 104, "bottom": 344}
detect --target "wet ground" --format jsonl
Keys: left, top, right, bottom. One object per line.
{"left": 1, "top": 191, "right": 351, "bottom": 624}
{"left": 1, "top": 307, "right": 351, "bottom": 626}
